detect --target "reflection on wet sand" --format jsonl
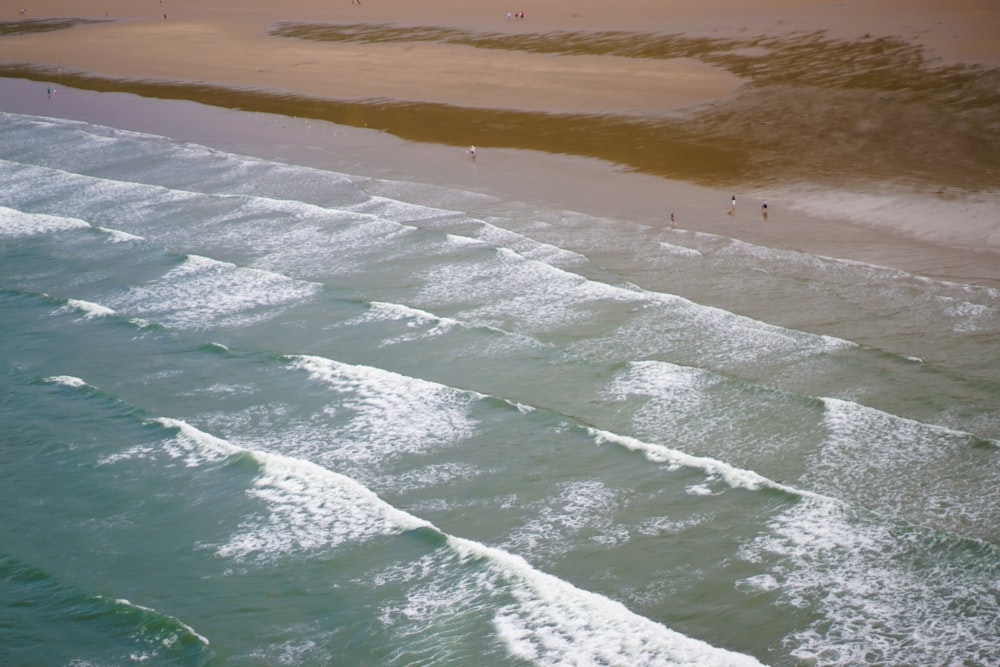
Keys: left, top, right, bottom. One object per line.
{"left": 3, "top": 20, "right": 998, "bottom": 192}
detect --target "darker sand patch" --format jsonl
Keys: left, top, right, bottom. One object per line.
{"left": 0, "top": 19, "right": 106, "bottom": 37}
{"left": 4, "top": 18, "right": 1000, "bottom": 194}
{"left": 6, "top": 23, "right": 1000, "bottom": 192}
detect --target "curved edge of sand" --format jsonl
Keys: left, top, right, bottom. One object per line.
{"left": 3, "top": 0, "right": 1000, "bottom": 285}
{"left": 3, "top": 75, "right": 999, "bottom": 289}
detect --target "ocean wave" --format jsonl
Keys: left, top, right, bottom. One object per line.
{"left": 58, "top": 298, "right": 115, "bottom": 319}
{"left": 0, "top": 204, "right": 90, "bottom": 236}
{"left": 104, "top": 253, "right": 322, "bottom": 330}
{"left": 0, "top": 552, "right": 212, "bottom": 663}
{"left": 739, "top": 498, "right": 1000, "bottom": 666}
{"left": 127, "top": 414, "right": 763, "bottom": 665}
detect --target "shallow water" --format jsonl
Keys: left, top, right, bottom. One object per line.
{"left": 2, "top": 111, "right": 999, "bottom": 666}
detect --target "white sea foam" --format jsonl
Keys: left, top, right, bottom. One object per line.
{"left": 648, "top": 291, "right": 853, "bottom": 360}
{"left": 354, "top": 300, "right": 552, "bottom": 359}
{"left": 111, "top": 598, "right": 210, "bottom": 646}
{"left": 347, "top": 193, "right": 459, "bottom": 224}
{"left": 287, "top": 355, "right": 480, "bottom": 463}
{"left": 135, "top": 407, "right": 768, "bottom": 663}
{"left": 0, "top": 206, "right": 90, "bottom": 236}
{"left": 604, "top": 362, "right": 1000, "bottom": 535}
{"left": 386, "top": 462, "right": 484, "bottom": 493}
{"left": 348, "top": 187, "right": 590, "bottom": 270}
{"left": 145, "top": 417, "right": 766, "bottom": 667}
{"left": 419, "top": 245, "right": 643, "bottom": 332}
{"left": 97, "top": 444, "right": 158, "bottom": 467}
{"left": 589, "top": 427, "right": 821, "bottom": 501}
{"left": 817, "top": 397, "right": 1000, "bottom": 539}
{"left": 247, "top": 208, "right": 479, "bottom": 281}
{"left": 353, "top": 301, "right": 460, "bottom": 342}
{"left": 106, "top": 254, "right": 321, "bottom": 330}
{"left": 605, "top": 359, "right": 713, "bottom": 416}
{"left": 376, "top": 536, "right": 765, "bottom": 666}
{"left": 732, "top": 573, "right": 780, "bottom": 596}
{"left": 151, "top": 416, "right": 238, "bottom": 467}
{"left": 219, "top": 453, "right": 431, "bottom": 562}
{"left": 42, "top": 375, "right": 88, "bottom": 388}
{"left": 96, "top": 226, "right": 144, "bottom": 243}
{"left": 242, "top": 633, "right": 331, "bottom": 666}
{"left": 364, "top": 301, "right": 453, "bottom": 327}
{"left": 130, "top": 418, "right": 432, "bottom": 561}
{"left": 658, "top": 241, "right": 703, "bottom": 258}
{"left": 59, "top": 298, "right": 116, "bottom": 319}
{"left": 635, "top": 515, "right": 706, "bottom": 537}
{"left": 936, "top": 292, "right": 1000, "bottom": 333}
{"left": 475, "top": 219, "right": 589, "bottom": 267}
{"left": 502, "top": 480, "right": 625, "bottom": 557}
{"left": 512, "top": 264, "right": 854, "bottom": 368}
{"left": 451, "top": 537, "right": 766, "bottom": 667}
{"left": 739, "top": 499, "right": 1000, "bottom": 666}
{"left": 601, "top": 358, "right": 826, "bottom": 470}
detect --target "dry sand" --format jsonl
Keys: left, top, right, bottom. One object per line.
{"left": 2, "top": 0, "right": 1000, "bottom": 285}
{"left": 5, "top": 0, "right": 999, "bottom": 111}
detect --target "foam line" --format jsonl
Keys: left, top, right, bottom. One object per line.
{"left": 149, "top": 417, "right": 432, "bottom": 560}
{"left": 145, "top": 420, "right": 763, "bottom": 664}
{"left": 589, "top": 427, "right": 824, "bottom": 501}
{"left": 59, "top": 298, "right": 116, "bottom": 319}
{"left": 0, "top": 205, "right": 90, "bottom": 236}
{"left": 95, "top": 405, "right": 763, "bottom": 664}
{"left": 110, "top": 598, "right": 211, "bottom": 647}
{"left": 106, "top": 253, "right": 322, "bottom": 330}
{"left": 450, "top": 536, "right": 766, "bottom": 667}
{"left": 42, "top": 375, "right": 89, "bottom": 388}
{"left": 739, "top": 498, "right": 1000, "bottom": 666}
{"left": 285, "top": 354, "right": 482, "bottom": 462}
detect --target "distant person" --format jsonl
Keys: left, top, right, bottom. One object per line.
{"left": 669, "top": 212, "right": 676, "bottom": 229}
{"left": 728, "top": 195, "right": 736, "bottom": 216}
{"left": 761, "top": 199, "right": 768, "bottom": 220}
{"left": 467, "top": 145, "right": 476, "bottom": 160}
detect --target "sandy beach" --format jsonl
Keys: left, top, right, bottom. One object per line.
{"left": 2, "top": 0, "right": 1000, "bottom": 284}
{"left": 5, "top": 6, "right": 1000, "bottom": 665}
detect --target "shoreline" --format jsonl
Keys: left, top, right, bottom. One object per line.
{"left": 2, "top": 0, "right": 999, "bottom": 287}
{"left": 3, "top": 7, "right": 1000, "bottom": 193}
{"left": 3, "top": 75, "right": 1000, "bottom": 289}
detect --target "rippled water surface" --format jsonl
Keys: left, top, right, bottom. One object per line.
{"left": 2, "top": 110, "right": 999, "bottom": 665}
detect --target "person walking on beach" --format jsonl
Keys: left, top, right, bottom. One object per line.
{"left": 728, "top": 195, "right": 736, "bottom": 216}
{"left": 761, "top": 199, "right": 768, "bottom": 220}
{"left": 467, "top": 145, "right": 476, "bottom": 160}
{"left": 670, "top": 212, "right": 676, "bottom": 229}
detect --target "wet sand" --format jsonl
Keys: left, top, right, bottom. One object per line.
{"left": 2, "top": 0, "right": 999, "bottom": 285}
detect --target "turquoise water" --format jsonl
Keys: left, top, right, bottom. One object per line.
{"left": 2, "top": 110, "right": 999, "bottom": 666}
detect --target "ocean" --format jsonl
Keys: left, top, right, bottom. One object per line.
{"left": 2, "top": 106, "right": 999, "bottom": 666}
